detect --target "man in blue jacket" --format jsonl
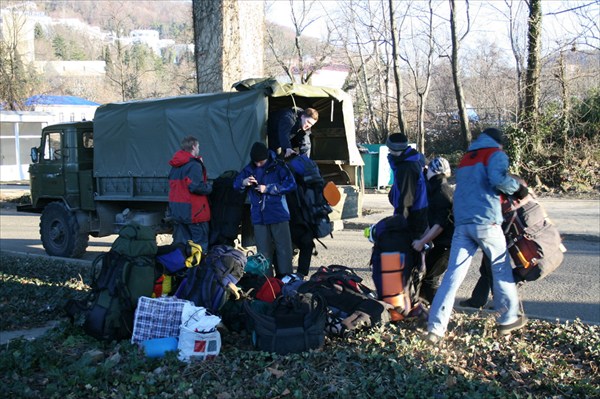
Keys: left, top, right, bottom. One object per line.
{"left": 234, "top": 142, "right": 297, "bottom": 277}
{"left": 386, "top": 133, "right": 428, "bottom": 240}
{"left": 426, "top": 128, "right": 529, "bottom": 344}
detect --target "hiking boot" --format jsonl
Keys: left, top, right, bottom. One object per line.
{"left": 424, "top": 332, "right": 443, "bottom": 345}
{"left": 497, "top": 315, "right": 528, "bottom": 335}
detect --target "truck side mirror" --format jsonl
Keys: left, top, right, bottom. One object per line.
{"left": 31, "top": 147, "right": 39, "bottom": 163}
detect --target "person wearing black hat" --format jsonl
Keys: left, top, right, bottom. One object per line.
{"left": 386, "top": 133, "right": 429, "bottom": 240}
{"left": 426, "top": 127, "right": 529, "bottom": 344}
{"left": 233, "top": 142, "right": 297, "bottom": 277}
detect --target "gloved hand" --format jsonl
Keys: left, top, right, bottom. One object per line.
{"left": 514, "top": 184, "right": 529, "bottom": 200}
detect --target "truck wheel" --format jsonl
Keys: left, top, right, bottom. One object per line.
{"left": 40, "top": 202, "right": 89, "bottom": 258}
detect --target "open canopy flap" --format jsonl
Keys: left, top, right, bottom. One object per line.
{"left": 234, "top": 79, "right": 363, "bottom": 167}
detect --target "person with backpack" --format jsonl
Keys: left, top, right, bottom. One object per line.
{"left": 268, "top": 107, "right": 319, "bottom": 158}
{"left": 386, "top": 133, "right": 428, "bottom": 240}
{"left": 233, "top": 142, "right": 297, "bottom": 277}
{"left": 285, "top": 152, "right": 332, "bottom": 278}
{"left": 168, "top": 136, "right": 212, "bottom": 251}
{"left": 426, "top": 128, "right": 529, "bottom": 344}
{"left": 411, "top": 157, "right": 455, "bottom": 304}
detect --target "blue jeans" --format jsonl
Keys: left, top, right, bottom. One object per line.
{"left": 428, "top": 223, "right": 520, "bottom": 336}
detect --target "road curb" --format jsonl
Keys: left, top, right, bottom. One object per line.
{"left": 0, "top": 321, "right": 62, "bottom": 345}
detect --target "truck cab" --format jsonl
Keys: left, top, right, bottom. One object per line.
{"left": 23, "top": 121, "right": 94, "bottom": 257}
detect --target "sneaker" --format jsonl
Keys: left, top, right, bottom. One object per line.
{"left": 424, "top": 332, "right": 443, "bottom": 345}
{"left": 497, "top": 315, "right": 528, "bottom": 335}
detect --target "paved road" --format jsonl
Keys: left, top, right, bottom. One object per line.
{"left": 1, "top": 188, "right": 599, "bottom": 324}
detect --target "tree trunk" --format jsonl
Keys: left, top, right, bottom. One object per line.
{"left": 192, "top": 0, "right": 264, "bottom": 93}
{"left": 558, "top": 50, "right": 570, "bottom": 152}
{"left": 389, "top": 0, "right": 407, "bottom": 136}
{"left": 522, "top": 0, "right": 542, "bottom": 144}
{"left": 449, "top": 0, "right": 471, "bottom": 149}
{"left": 192, "top": 0, "right": 224, "bottom": 93}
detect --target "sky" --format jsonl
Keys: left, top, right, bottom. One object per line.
{"left": 265, "top": 0, "right": 600, "bottom": 55}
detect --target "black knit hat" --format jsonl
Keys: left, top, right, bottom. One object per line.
{"left": 250, "top": 142, "right": 269, "bottom": 162}
{"left": 386, "top": 133, "right": 409, "bottom": 151}
{"left": 482, "top": 128, "right": 504, "bottom": 145}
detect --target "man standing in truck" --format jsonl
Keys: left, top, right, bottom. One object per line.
{"left": 267, "top": 107, "right": 319, "bottom": 158}
{"left": 167, "top": 136, "right": 213, "bottom": 251}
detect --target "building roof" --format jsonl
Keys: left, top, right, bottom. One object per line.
{"left": 25, "top": 95, "right": 100, "bottom": 106}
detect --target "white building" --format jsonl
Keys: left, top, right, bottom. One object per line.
{"left": 0, "top": 95, "right": 99, "bottom": 182}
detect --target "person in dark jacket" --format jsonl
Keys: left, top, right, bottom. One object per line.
{"left": 233, "top": 142, "right": 297, "bottom": 277}
{"left": 426, "top": 127, "right": 529, "bottom": 344}
{"left": 267, "top": 107, "right": 319, "bottom": 158}
{"left": 411, "top": 157, "right": 455, "bottom": 304}
{"left": 386, "top": 133, "right": 428, "bottom": 240}
{"left": 168, "top": 136, "right": 212, "bottom": 250}
{"left": 285, "top": 153, "right": 322, "bottom": 278}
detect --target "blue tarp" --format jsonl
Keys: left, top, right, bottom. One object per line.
{"left": 25, "top": 95, "right": 100, "bottom": 106}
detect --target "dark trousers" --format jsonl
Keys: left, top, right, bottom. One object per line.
{"left": 173, "top": 222, "right": 209, "bottom": 252}
{"left": 468, "top": 255, "right": 493, "bottom": 307}
{"left": 290, "top": 222, "right": 314, "bottom": 277}
{"left": 420, "top": 244, "right": 450, "bottom": 304}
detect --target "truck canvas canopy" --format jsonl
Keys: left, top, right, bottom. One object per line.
{"left": 94, "top": 78, "right": 363, "bottom": 183}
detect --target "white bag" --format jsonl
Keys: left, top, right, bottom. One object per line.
{"left": 177, "top": 326, "right": 221, "bottom": 362}
{"left": 177, "top": 302, "right": 222, "bottom": 362}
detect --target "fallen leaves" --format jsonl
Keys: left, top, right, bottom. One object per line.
{"left": 1, "top": 253, "right": 599, "bottom": 398}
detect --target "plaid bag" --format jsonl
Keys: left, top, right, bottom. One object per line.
{"left": 131, "top": 296, "right": 192, "bottom": 344}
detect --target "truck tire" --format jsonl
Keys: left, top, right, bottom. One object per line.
{"left": 40, "top": 202, "right": 89, "bottom": 258}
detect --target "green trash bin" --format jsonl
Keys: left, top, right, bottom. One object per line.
{"left": 361, "top": 144, "right": 391, "bottom": 188}
{"left": 361, "top": 150, "right": 379, "bottom": 188}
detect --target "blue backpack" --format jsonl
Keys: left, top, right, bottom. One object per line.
{"left": 177, "top": 245, "right": 246, "bottom": 313}
{"left": 288, "top": 155, "right": 333, "bottom": 239}
{"left": 369, "top": 215, "right": 425, "bottom": 320}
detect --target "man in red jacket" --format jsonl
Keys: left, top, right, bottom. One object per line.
{"left": 168, "top": 136, "right": 212, "bottom": 250}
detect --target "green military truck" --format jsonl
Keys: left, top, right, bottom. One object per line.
{"left": 18, "top": 79, "right": 365, "bottom": 258}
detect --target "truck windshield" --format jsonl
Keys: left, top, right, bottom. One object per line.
{"left": 43, "top": 132, "right": 62, "bottom": 161}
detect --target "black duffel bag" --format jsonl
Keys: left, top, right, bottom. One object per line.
{"left": 243, "top": 293, "right": 326, "bottom": 355}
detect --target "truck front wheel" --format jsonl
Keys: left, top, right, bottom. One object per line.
{"left": 40, "top": 202, "right": 89, "bottom": 258}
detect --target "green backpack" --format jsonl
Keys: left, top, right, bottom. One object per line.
{"left": 78, "top": 223, "right": 158, "bottom": 341}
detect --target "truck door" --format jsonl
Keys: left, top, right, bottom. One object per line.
{"left": 31, "top": 131, "right": 65, "bottom": 200}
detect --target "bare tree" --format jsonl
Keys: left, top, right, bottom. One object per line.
{"left": 0, "top": 2, "right": 40, "bottom": 110}
{"left": 399, "top": 0, "right": 436, "bottom": 153}
{"left": 266, "top": 0, "right": 334, "bottom": 84}
{"left": 448, "top": 0, "right": 472, "bottom": 149}
{"left": 498, "top": 0, "right": 527, "bottom": 121}
{"left": 103, "top": 9, "right": 161, "bottom": 101}
{"left": 326, "top": 0, "right": 393, "bottom": 143}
